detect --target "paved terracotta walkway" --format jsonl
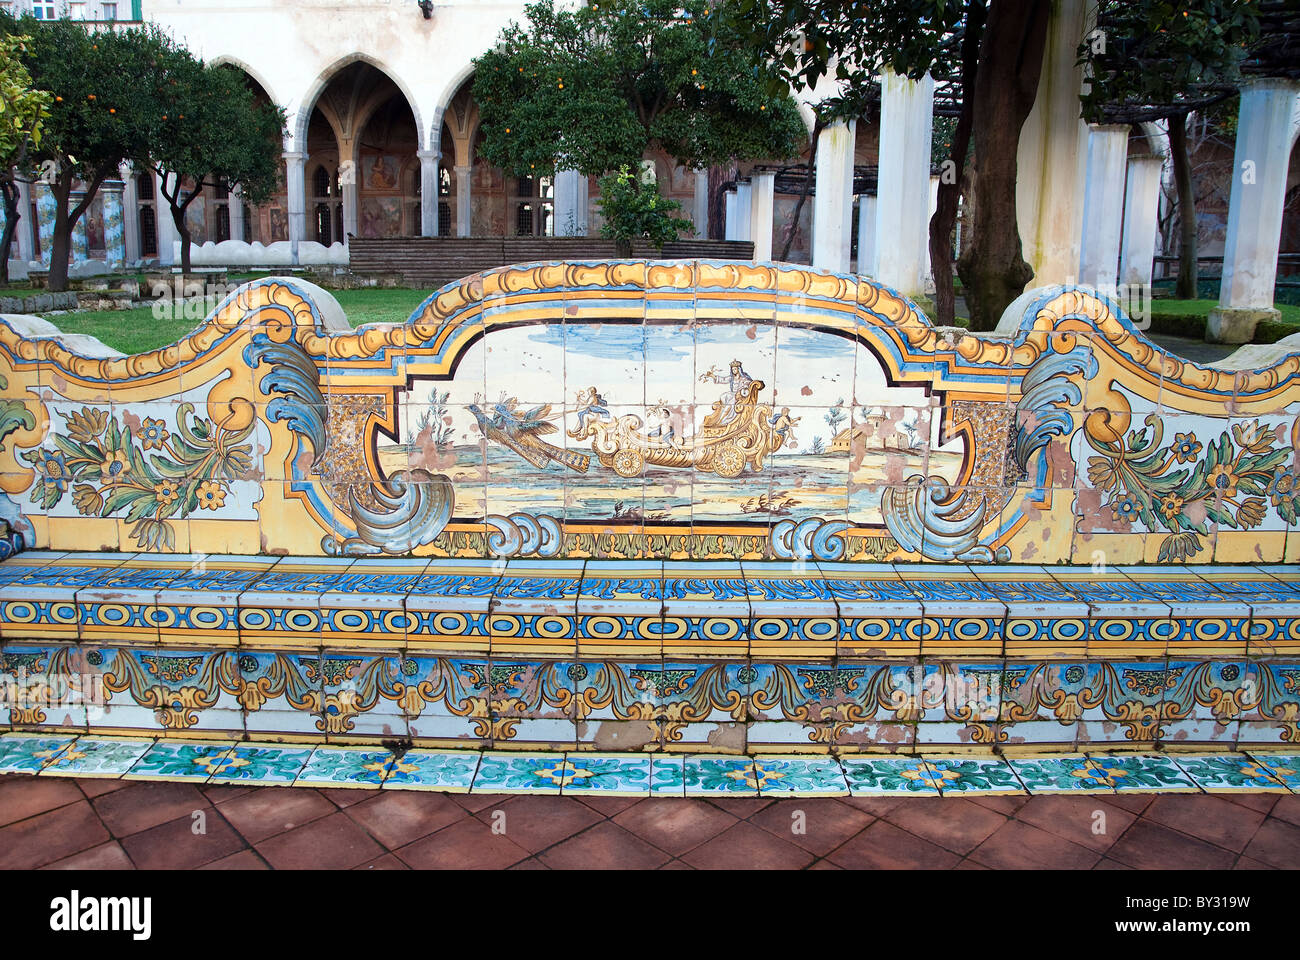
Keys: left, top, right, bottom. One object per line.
{"left": 1, "top": 774, "right": 1296, "bottom": 869}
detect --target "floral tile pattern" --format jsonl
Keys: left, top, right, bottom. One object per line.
{"left": 1171, "top": 752, "right": 1291, "bottom": 792}
{"left": 0, "top": 734, "right": 79, "bottom": 774}
{"left": 923, "top": 755, "right": 1026, "bottom": 796}
{"left": 681, "top": 756, "right": 759, "bottom": 796}
{"left": 293, "top": 746, "right": 397, "bottom": 789}
{"left": 381, "top": 750, "right": 481, "bottom": 792}
{"left": 126, "top": 740, "right": 237, "bottom": 782}
{"left": 36, "top": 736, "right": 153, "bottom": 778}
{"left": 1083, "top": 753, "right": 1200, "bottom": 792}
{"left": 470, "top": 752, "right": 567, "bottom": 795}
{"left": 1007, "top": 755, "right": 1118, "bottom": 794}
{"left": 1245, "top": 752, "right": 1300, "bottom": 791}
{"left": 557, "top": 753, "right": 654, "bottom": 796}
{"left": 840, "top": 756, "right": 942, "bottom": 796}
{"left": 206, "top": 744, "right": 314, "bottom": 785}
{"left": 751, "top": 755, "right": 848, "bottom": 796}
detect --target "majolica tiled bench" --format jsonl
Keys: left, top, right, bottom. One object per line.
{"left": 1, "top": 551, "right": 1297, "bottom": 751}
{"left": 1, "top": 261, "right": 1299, "bottom": 756}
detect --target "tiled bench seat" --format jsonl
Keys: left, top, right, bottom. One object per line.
{"left": 1, "top": 552, "right": 1298, "bottom": 753}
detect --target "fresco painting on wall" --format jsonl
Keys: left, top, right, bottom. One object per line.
{"left": 360, "top": 197, "right": 404, "bottom": 237}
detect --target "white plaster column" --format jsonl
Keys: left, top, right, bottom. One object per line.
{"left": 455, "top": 165, "right": 472, "bottom": 237}
{"left": 418, "top": 149, "right": 440, "bottom": 237}
{"left": 857, "top": 195, "right": 877, "bottom": 275}
{"left": 1016, "top": 0, "right": 1089, "bottom": 289}
{"left": 749, "top": 170, "right": 775, "bottom": 261}
{"left": 1208, "top": 78, "right": 1300, "bottom": 343}
{"left": 553, "top": 168, "right": 588, "bottom": 236}
{"left": 692, "top": 169, "right": 709, "bottom": 239}
{"left": 723, "top": 188, "right": 739, "bottom": 240}
{"left": 14, "top": 177, "right": 33, "bottom": 263}
{"left": 734, "top": 180, "right": 753, "bottom": 242}
{"left": 925, "top": 173, "right": 940, "bottom": 284}
{"left": 1119, "top": 155, "right": 1164, "bottom": 289}
{"left": 154, "top": 170, "right": 176, "bottom": 266}
{"left": 812, "top": 119, "right": 857, "bottom": 272}
{"left": 1078, "top": 124, "right": 1130, "bottom": 292}
{"left": 872, "top": 71, "right": 934, "bottom": 297}
{"left": 228, "top": 184, "right": 245, "bottom": 244}
{"left": 283, "top": 150, "right": 306, "bottom": 262}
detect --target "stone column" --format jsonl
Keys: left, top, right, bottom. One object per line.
{"left": 1078, "top": 124, "right": 1130, "bottom": 292}
{"left": 1016, "top": 0, "right": 1089, "bottom": 289}
{"left": 734, "top": 180, "right": 753, "bottom": 242}
{"left": 749, "top": 170, "right": 775, "bottom": 261}
{"left": 70, "top": 190, "right": 88, "bottom": 263}
{"left": 1208, "top": 78, "right": 1300, "bottom": 343}
{"left": 34, "top": 183, "right": 55, "bottom": 269}
{"left": 418, "top": 149, "right": 440, "bottom": 237}
{"left": 857, "top": 195, "right": 877, "bottom": 275}
{"left": 1119, "top": 155, "right": 1164, "bottom": 289}
{"left": 455, "top": 166, "right": 472, "bottom": 237}
{"left": 553, "top": 168, "right": 588, "bottom": 236}
{"left": 693, "top": 169, "right": 709, "bottom": 239}
{"left": 283, "top": 150, "right": 306, "bottom": 263}
{"left": 723, "top": 188, "right": 739, "bottom": 240}
{"left": 228, "top": 183, "right": 245, "bottom": 243}
{"left": 873, "top": 70, "right": 934, "bottom": 301}
{"left": 119, "top": 165, "right": 140, "bottom": 263}
{"left": 153, "top": 172, "right": 176, "bottom": 265}
{"left": 812, "top": 119, "right": 856, "bottom": 272}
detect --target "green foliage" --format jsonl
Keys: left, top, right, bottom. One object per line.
{"left": 595, "top": 165, "right": 692, "bottom": 254}
{"left": 147, "top": 57, "right": 285, "bottom": 207}
{"left": 1078, "top": 1, "right": 1261, "bottom": 122}
{"left": 472, "top": 0, "right": 806, "bottom": 178}
{"left": 0, "top": 33, "right": 49, "bottom": 166}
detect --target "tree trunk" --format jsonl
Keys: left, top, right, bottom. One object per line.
{"left": 929, "top": 0, "right": 986, "bottom": 325}
{"left": 173, "top": 203, "right": 192, "bottom": 275}
{"left": 1168, "top": 111, "right": 1198, "bottom": 300}
{"left": 780, "top": 115, "right": 823, "bottom": 263}
{"left": 47, "top": 177, "right": 73, "bottom": 293}
{"left": 956, "top": 0, "right": 1050, "bottom": 332}
{"left": 0, "top": 180, "right": 18, "bottom": 286}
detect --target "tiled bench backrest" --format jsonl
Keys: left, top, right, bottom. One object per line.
{"left": 2, "top": 260, "right": 1298, "bottom": 565}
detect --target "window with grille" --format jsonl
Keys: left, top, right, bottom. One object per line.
{"left": 139, "top": 206, "right": 156, "bottom": 256}
{"left": 216, "top": 204, "right": 230, "bottom": 242}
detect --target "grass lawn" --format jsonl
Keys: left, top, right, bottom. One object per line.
{"left": 1152, "top": 297, "right": 1300, "bottom": 324}
{"left": 32, "top": 286, "right": 435, "bottom": 355}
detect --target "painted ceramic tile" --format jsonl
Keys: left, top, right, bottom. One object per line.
{"left": 681, "top": 755, "right": 759, "bottom": 796}
{"left": 1171, "top": 753, "right": 1291, "bottom": 792}
{"left": 1244, "top": 752, "right": 1300, "bottom": 791}
{"left": 205, "top": 744, "right": 314, "bottom": 784}
{"left": 750, "top": 755, "right": 848, "bottom": 796}
{"left": 921, "top": 755, "right": 1025, "bottom": 796}
{"left": 126, "top": 740, "right": 237, "bottom": 781}
{"left": 839, "top": 756, "right": 941, "bottom": 796}
{"left": 35, "top": 736, "right": 153, "bottom": 778}
{"left": 470, "top": 751, "right": 566, "bottom": 794}
{"left": 381, "top": 749, "right": 481, "bottom": 792}
{"left": 0, "top": 733, "right": 79, "bottom": 773}
{"left": 650, "top": 752, "right": 686, "bottom": 796}
{"left": 555, "top": 752, "right": 653, "bottom": 796}
{"left": 1083, "top": 753, "right": 1200, "bottom": 792}
{"left": 1007, "top": 755, "right": 1118, "bottom": 794}
{"left": 293, "top": 745, "right": 397, "bottom": 789}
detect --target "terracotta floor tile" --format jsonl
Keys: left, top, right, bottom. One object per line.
{"left": 659, "top": 858, "right": 696, "bottom": 869}
{"left": 967, "top": 794, "right": 1030, "bottom": 816}
{"left": 93, "top": 780, "right": 210, "bottom": 837}
{"left": 121, "top": 811, "right": 245, "bottom": 869}
{"left": 682, "top": 820, "right": 815, "bottom": 870}
{"left": 883, "top": 797, "right": 1007, "bottom": 855}
{"left": 1015, "top": 795, "right": 1135, "bottom": 852}
{"left": 201, "top": 850, "right": 270, "bottom": 870}
{"left": 448, "top": 792, "right": 502, "bottom": 814}
{"left": 837, "top": 795, "right": 908, "bottom": 817}
{"left": 748, "top": 796, "right": 872, "bottom": 856}
{"left": 575, "top": 795, "right": 643, "bottom": 817}
{"left": 353, "top": 853, "right": 411, "bottom": 870}
{"left": 1241, "top": 818, "right": 1300, "bottom": 870}
{"left": 1107, "top": 820, "right": 1237, "bottom": 870}
{"left": 1224, "top": 793, "right": 1278, "bottom": 815}
{"left": 201, "top": 784, "right": 258, "bottom": 805}
{"left": 507, "top": 857, "right": 550, "bottom": 870}
{"left": 1232, "top": 855, "right": 1278, "bottom": 870}
{"left": 968, "top": 819, "right": 1102, "bottom": 869}
{"left": 346, "top": 791, "right": 467, "bottom": 850}
{"left": 41, "top": 840, "right": 134, "bottom": 870}
{"left": 1093, "top": 857, "right": 1135, "bottom": 869}
{"left": 539, "top": 820, "right": 671, "bottom": 870}
{"left": 706, "top": 796, "right": 775, "bottom": 818}
{"left": 256, "top": 812, "right": 386, "bottom": 870}
{"left": 74, "top": 778, "right": 131, "bottom": 799}
{"left": 217, "top": 787, "right": 336, "bottom": 844}
{"left": 1104, "top": 793, "right": 1153, "bottom": 815}
{"left": 0, "top": 776, "right": 85, "bottom": 827}
{"left": 954, "top": 858, "right": 991, "bottom": 870}
{"left": 1269, "top": 795, "right": 1300, "bottom": 828}
{"left": 612, "top": 798, "right": 738, "bottom": 857}
{"left": 472, "top": 795, "right": 603, "bottom": 854}
{"left": 394, "top": 816, "right": 529, "bottom": 869}
{"left": 315, "top": 787, "right": 373, "bottom": 809}
{"left": 1143, "top": 794, "right": 1266, "bottom": 853}
{"left": 828, "top": 820, "right": 961, "bottom": 870}
{"left": 808, "top": 858, "right": 843, "bottom": 870}
{"left": 0, "top": 801, "right": 112, "bottom": 869}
